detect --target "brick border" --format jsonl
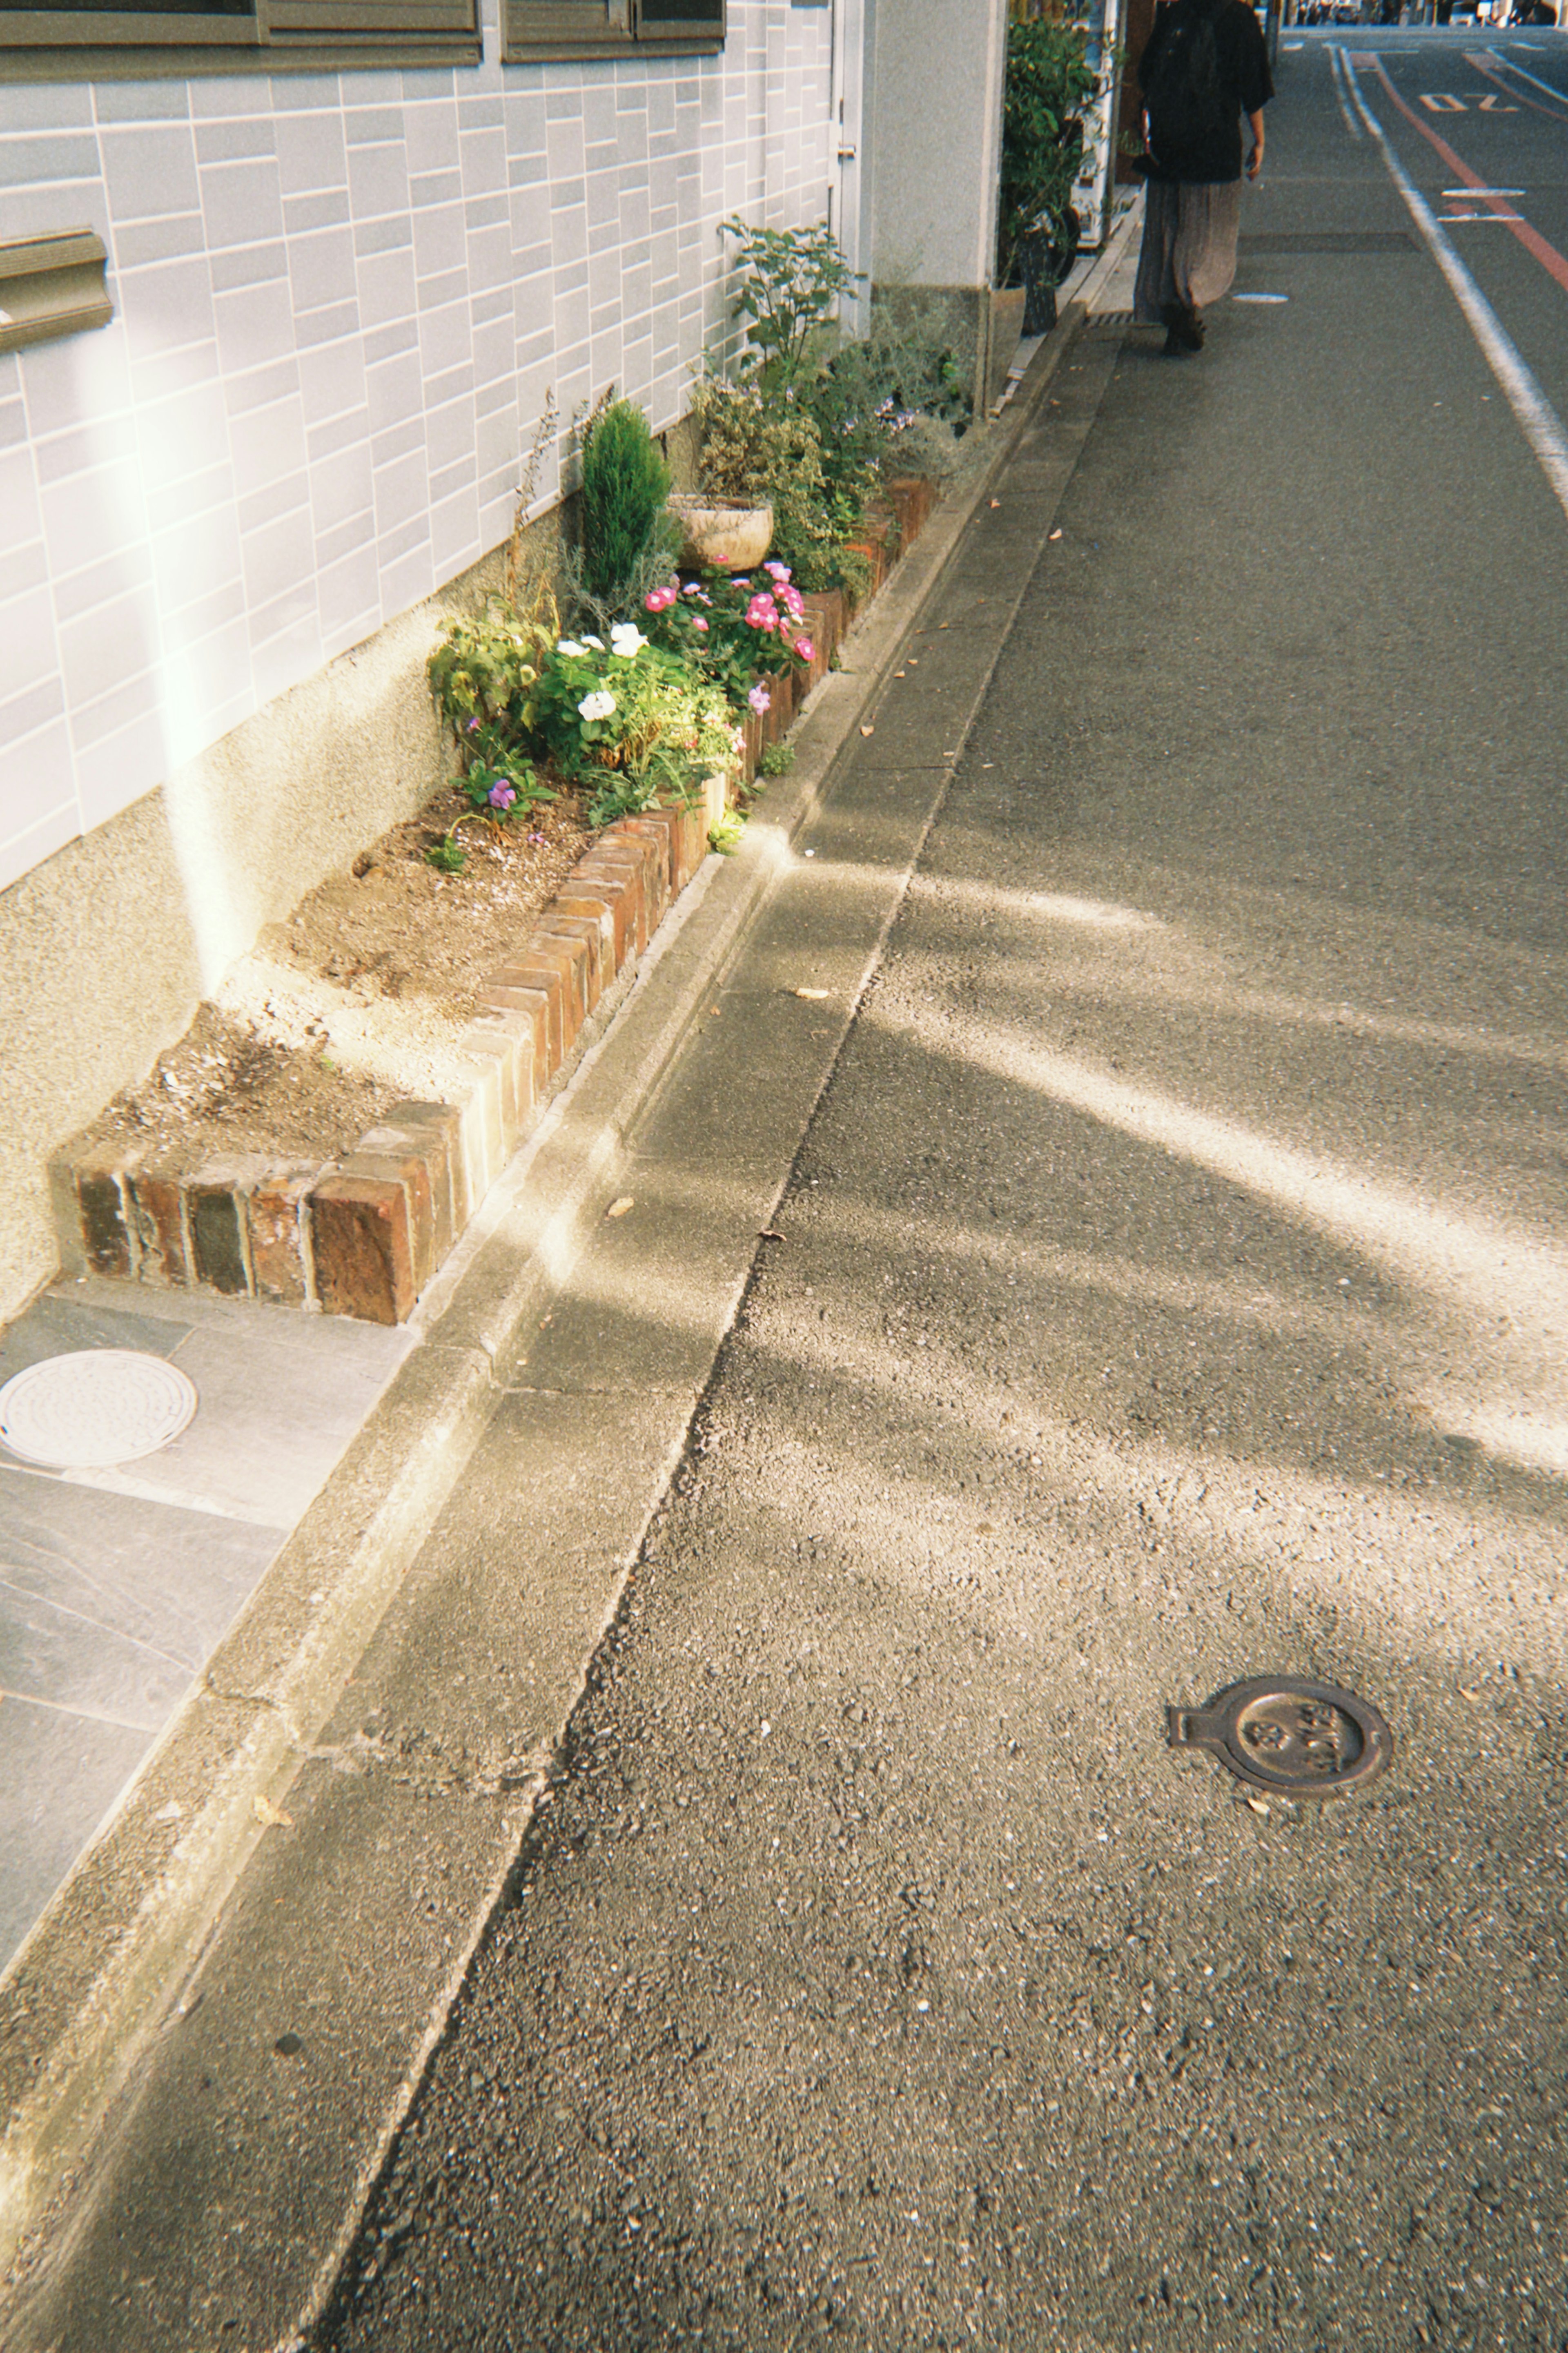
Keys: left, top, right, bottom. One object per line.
{"left": 48, "top": 483, "right": 934, "bottom": 1324}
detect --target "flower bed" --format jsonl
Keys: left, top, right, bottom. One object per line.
{"left": 48, "top": 485, "right": 929, "bottom": 1323}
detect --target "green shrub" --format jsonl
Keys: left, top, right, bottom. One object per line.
{"left": 998, "top": 18, "right": 1096, "bottom": 287}
{"left": 579, "top": 398, "right": 674, "bottom": 610}
{"left": 719, "top": 216, "right": 863, "bottom": 397}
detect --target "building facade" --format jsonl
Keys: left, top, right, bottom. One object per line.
{"left": 0, "top": 0, "right": 1008, "bottom": 1323}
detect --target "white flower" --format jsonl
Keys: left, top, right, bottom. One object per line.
{"left": 583, "top": 634, "right": 606, "bottom": 651}
{"left": 609, "top": 622, "right": 647, "bottom": 658}
{"left": 578, "top": 689, "right": 617, "bottom": 722}
{"left": 557, "top": 638, "right": 586, "bottom": 657}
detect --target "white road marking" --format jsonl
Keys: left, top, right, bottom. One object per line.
{"left": 1472, "top": 42, "right": 1568, "bottom": 101}
{"left": 1342, "top": 54, "right": 1568, "bottom": 524}
{"left": 1233, "top": 292, "right": 1290, "bottom": 302}
{"left": 1326, "top": 43, "right": 1365, "bottom": 140}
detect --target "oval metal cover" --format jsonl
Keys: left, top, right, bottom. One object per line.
{"left": 1166, "top": 1677, "right": 1393, "bottom": 1799}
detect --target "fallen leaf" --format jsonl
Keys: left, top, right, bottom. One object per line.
{"left": 254, "top": 1794, "right": 294, "bottom": 1829}
{"left": 978, "top": 1522, "right": 997, "bottom": 1536}
{"left": 860, "top": 724, "right": 875, "bottom": 736}
{"left": 606, "top": 1195, "right": 635, "bottom": 1219}
{"left": 793, "top": 986, "right": 831, "bottom": 1000}
{"left": 1049, "top": 528, "right": 1063, "bottom": 541}
{"left": 1245, "top": 1795, "right": 1270, "bottom": 1817}
{"left": 759, "top": 1229, "right": 786, "bottom": 1241}
{"left": 989, "top": 498, "right": 1002, "bottom": 508}
{"left": 893, "top": 669, "right": 906, "bottom": 678}
{"left": 1459, "top": 1686, "right": 1484, "bottom": 1705}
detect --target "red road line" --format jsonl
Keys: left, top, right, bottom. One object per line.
{"left": 1363, "top": 55, "right": 1568, "bottom": 296}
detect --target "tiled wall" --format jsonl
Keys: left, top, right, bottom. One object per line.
{"left": 0, "top": 2, "right": 834, "bottom": 897}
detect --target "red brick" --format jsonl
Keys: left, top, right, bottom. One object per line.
{"left": 246, "top": 1163, "right": 317, "bottom": 1306}
{"left": 310, "top": 1173, "right": 416, "bottom": 1325}
{"left": 886, "top": 474, "right": 935, "bottom": 544}
{"left": 607, "top": 822, "right": 670, "bottom": 930}
{"left": 126, "top": 1158, "right": 190, "bottom": 1287}
{"left": 365, "top": 1100, "right": 467, "bottom": 1246}
{"left": 512, "top": 935, "right": 588, "bottom": 1042}
{"left": 534, "top": 917, "right": 604, "bottom": 1009}
{"left": 336, "top": 1148, "right": 435, "bottom": 1291}
{"left": 619, "top": 809, "right": 677, "bottom": 888}
{"left": 456, "top": 1013, "right": 534, "bottom": 1150}
{"left": 554, "top": 886, "right": 628, "bottom": 977}
{"left": 481, "top": 962, "right": 568, "bottom": 1071}
{"left": 799, "top": 591, "right": 841, "bottom": 692}
{"left": 54, "top": 1145, "right": 134, "bottom": 1279}
{"left": 185, "top": 1162, "right": 257, "bottom": 1296}
{"left": 574, "top": 855, "right": 648, "bottom": 954}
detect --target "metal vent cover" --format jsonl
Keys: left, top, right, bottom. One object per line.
{"left": 1167, "top": 1676, "right": 1394, "bottom": 1799}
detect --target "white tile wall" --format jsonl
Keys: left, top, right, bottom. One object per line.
{"left": 0, "top": 0, "right": 833, "bottom": 894}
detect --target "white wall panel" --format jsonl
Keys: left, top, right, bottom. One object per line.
{"left": 0, "top": 0, "right": 834, "bottom": 894}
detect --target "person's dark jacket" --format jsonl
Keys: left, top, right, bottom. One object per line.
{"left": 1137, "top": 0, "right": 1274, "bottom": 185}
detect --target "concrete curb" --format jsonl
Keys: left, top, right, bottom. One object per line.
{"left": 0, "top": 309, "right": 1093, "bottom": 2308}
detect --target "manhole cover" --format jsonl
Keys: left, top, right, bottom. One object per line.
{"left": 1167, "top": 1677, "right": 1393, "bottom": 1799}
{"left": 0, "top": 1350, "right": 198, "bottom": 1469}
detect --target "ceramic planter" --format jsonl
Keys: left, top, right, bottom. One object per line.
{"left": 668, "top": 495, "right": 774, "bottom": 572}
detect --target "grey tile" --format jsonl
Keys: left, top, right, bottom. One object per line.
{"left": 0, "top": 1296, "right": 193, "bottom": 1389}
{"left": 0, "top": 1584, "right": 189, "bottom": 1729}
{"left": 0, "top": 1465, "right": 279, "bottom": 1663}
{"left": 0, "top": 1699, "right": 152, "bottom": 1975}
{"left": 56, "top": 1319, "right": 412, "bottom": 1528}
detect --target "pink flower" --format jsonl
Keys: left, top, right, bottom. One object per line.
{"left": 764, "top": 560, "right": 791, "bottom": 583}
{"left": 793, "top": 636, "right": 814, "bottom": 662}
{"left": 746, "top": 594, "right": 779, "bottom": 631}
{"left": 748, "top": 682, "right": 771, "bottom": 714}
{"left": 692, "top": 616, "right": 709, "bottom": 632}
{"left": 488, "top": 781, "right": 517, "bottom": 810}
{"left": 782, "top": 586, "right": 804, "bottom": 619}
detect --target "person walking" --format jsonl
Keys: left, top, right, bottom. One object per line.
{"left": 1132, "top": 0, "right": 1274, "bottom": 353}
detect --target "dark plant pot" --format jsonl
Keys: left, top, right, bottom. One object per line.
{"left": 1017, "top": 210, "right": 1081, "bottom": 337}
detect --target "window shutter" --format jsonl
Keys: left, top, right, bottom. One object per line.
{"left": 635, "top": 0, "right": 722, "bottom": 37}
{"left": 265, "top": 0, "right": 476, "bottom": 38}
{"left": 503, "top": 0, "right": 629, "bottom": 57}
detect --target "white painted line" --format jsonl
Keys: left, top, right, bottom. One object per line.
{"left": 1233, "top": 292, "right": 1290, "bottom": 302}
{"left": 1442, "top": 186, "right": 1526, "bottom": 194}
{"left": 1327, "top": 43, "right": 1365, "bottom": 140}
{"left": 1342, "top": 53, "right": 1568, "bottom": 525}
{"left": 1437, "top": 212, "right": 1525, "bottom": 221}
{"left": 1479, "top": 45, "right": 1568, "bottom": 100}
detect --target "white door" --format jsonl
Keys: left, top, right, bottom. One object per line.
{"left": 832, "top": 0, "right": 871, "bottom": 337}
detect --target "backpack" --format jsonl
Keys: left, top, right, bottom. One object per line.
{"left": 1143, "top": 7, "right": 1225, "bottom": 161}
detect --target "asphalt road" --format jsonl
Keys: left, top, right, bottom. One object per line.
{"left": 316, "top": 39, "right": 1568, "bottom": 2353}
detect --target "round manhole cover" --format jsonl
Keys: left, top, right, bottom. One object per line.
{"left": 1167, "top": 1677, "right": 1393, "bottom": 1799}
{"left": 0, "top": 1350, "right": 198, "bottom": 1470}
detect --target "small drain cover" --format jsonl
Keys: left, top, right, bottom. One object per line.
{"left": 0, "top": 1349, "right": 198, "bottom": 1469}
{"left": 1167, "top": 1677, "right": 1392, "bottom": 1799}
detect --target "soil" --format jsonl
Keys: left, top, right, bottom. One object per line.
{"left": 85, "top": 784, "right": 593, "bottom": 1170}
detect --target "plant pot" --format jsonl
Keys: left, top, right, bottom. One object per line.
{"left": 668, "top": 495, "right": 774, "bottom": 572}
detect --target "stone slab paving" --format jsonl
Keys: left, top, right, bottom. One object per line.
{"left": 0, "top": 1278, "right": 412, "bottom": 1972}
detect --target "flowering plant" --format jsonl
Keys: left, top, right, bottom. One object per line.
{"left": 638, "top": 561, "right": 815, "bottom": 716}
{"left": 530, "top": 627, "right": 735, "bottom": 824}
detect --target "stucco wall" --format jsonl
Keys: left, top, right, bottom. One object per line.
{"left": 864, "top": 0, "right": 1006, "bottom": 292}
{"left": 0, "top": 0, "right": 834, "bottom": 1322}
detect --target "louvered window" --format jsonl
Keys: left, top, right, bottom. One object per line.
{"left": 503, "top": 0, "right": 723, "bottom": 61}
{"left": 0, "top": 0, "right": 480, "bottom": 78}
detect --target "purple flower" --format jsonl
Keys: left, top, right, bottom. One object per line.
{"left": 488, "top": 781, "right": 517, "bottom": 810}
{"left": 748, "top": 683, "right": 771, "bottom": 714}
{"left": 466, "top": 717, "right": 481, "bottom": 733}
